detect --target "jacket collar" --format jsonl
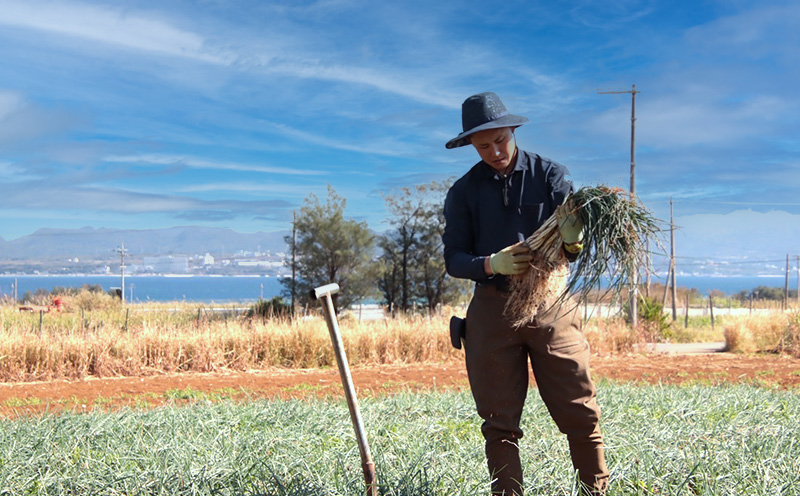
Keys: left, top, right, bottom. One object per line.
{"left": 479, "top": 148, "right": 529, "bottom": 178}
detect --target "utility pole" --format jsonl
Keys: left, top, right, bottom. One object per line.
{"left": 291, "top": 210, "right": 297, "bottom": 314}
{"left": 598, "top": 84, "right": 641, "bottom": 328}
{"left": 116, "top": 243, "right": 128, "bottom": 304}
{"left": 670, "top": 197, "right": 677, "bottom": 321}
{"left": 784, "top": 254, "right": 790, "bottom": 311}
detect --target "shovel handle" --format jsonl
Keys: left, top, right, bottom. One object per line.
{"left": 313, "top": 283, "right": 378, "bottom": 496}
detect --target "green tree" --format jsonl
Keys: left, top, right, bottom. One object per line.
{"left": 379, "top": 178, "right": 466, "bottom": 314}
{"left": 379, "top": 186, "right": 424, "bottom": 314}
{"left": 377, "top": 238, "right": 403, "bottom": 315}
{"left": 282, "top": 186, "right": 375, "bottom": 312}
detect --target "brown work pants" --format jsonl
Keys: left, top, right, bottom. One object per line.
{"left": 465, "top": 285, "right": 608, "bottom": 495}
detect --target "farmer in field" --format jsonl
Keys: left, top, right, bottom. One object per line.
{"left": 442, "top": 92, "right": 609, "bottom": 495}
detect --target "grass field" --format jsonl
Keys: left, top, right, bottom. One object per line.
{"left": 0, "top": 382, "right": 798, "bottom": 495}
{"left": 1, "top": 295, "right": 798, "bottom": 381}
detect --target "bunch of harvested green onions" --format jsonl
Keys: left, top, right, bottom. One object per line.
{"left": 504, "top": 185, "right": 661, "bottom": 326}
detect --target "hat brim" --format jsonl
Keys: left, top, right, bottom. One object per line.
{"left": 445, "top": 114, "right": 529, "bottom": 149}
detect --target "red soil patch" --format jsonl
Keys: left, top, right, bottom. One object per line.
{"left": 1, "top": 353, "right": 798, "bottom": 418}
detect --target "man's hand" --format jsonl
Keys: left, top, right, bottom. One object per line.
{"left": 488, "top": 243, "right": 533, "bottom": 275}
{"left": 556, "top": 199, "right": 584, "bottom": 253}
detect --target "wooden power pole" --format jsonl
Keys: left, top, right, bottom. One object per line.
{"left": 291, "top": 211, "right": 297, "bottom": 313}
{"left": 785, "top": 254, "right": 790, "bottom": 311}
{"left": 116, "top": 243, "right": 128, "bottom": 304}
{"left": 670, "top": 197, "right": 678, "bottom": 321}
{"left": 598, "top": 84, "right": 641, "bottom": 328}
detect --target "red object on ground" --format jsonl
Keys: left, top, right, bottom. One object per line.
{"left": 51, "top": 297, "right": 65, "bottom": 312}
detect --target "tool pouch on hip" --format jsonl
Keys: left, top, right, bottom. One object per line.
{"left": 449, "top": 316, "right": 466, "bottom": 350}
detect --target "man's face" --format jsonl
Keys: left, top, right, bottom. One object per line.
{"left": 470, "top": 127, "right": 517, "bottom": 172}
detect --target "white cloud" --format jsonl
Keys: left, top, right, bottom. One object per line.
{"left": 255, "top": 119, "right": 413, "bottom": 157}
{"left": 103, "top": 154, "right": 323, "bottom": 176}
{"left": 0, "top": 183, "right": 291, "bottom": 217}
{"left": 674, "top": 209, "right": 800, "bottom": 259}
{"left": 0, "top": 90, "right": 24, "bottom": 119}
{"left": 586, "top": 92, "right": 791, "bottom": 150}
{"left": 177, "top": 181, "right": 325, "bottom": 196}
{"left": 0, "top": 0, "right": 462, "bottom": 108}
{"left": 0, "top": 0, "right": 229, "bottom": 63}
{"left": 0, "top": 91, "right": 82, "bottom": 146}
{"left": 567, "top": 0, "right": 657, "bottom": 29}
{"left": 264, "top": 60, "right": 459, "bottom": 109}
{"left": 684, "top": 3, "right": 800, "bottom": 60}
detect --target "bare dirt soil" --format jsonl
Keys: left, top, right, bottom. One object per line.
{"left": 1, "top": 352, "right": 798, "bottom": 418}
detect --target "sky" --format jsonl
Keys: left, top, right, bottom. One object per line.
{"left": 1, "top": 0, "right": 799, "bottom": 272}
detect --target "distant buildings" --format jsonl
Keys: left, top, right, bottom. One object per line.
{"left": 141, "top": 256, "right": 189, "bottom": 274}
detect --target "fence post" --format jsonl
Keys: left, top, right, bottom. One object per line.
{"left": 584, "top": 294, "right": 589, "bottom": 323}
{"left": 709, "top": 295, "right": 715, "bottom": 331}
{"left": 39, "top": 310, "right": 44, "bottom": 336}
{"left": 684, "top": 293, "right": 689, "bottom": 328}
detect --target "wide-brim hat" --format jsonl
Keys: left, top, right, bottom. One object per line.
{"left": 445, "top": 92, "right": 529, "bottom": 149}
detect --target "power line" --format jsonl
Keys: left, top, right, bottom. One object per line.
{"left": 674, "top": 258, "right": 788, "bottom": 265}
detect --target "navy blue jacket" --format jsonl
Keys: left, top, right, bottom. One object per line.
{"left": 443, "top": 149, "right": 574, "bottom": 290}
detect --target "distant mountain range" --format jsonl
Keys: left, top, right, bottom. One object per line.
{"left": 0, "top": 227, "right": 290, "bottom": 260}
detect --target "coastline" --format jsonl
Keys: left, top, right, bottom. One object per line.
{"left": 1, "top": 273, "right": 794, "bottom": 303}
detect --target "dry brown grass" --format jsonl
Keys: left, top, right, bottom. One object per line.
{"left": 723, "top": 311, "right": 800, "bottom": 356}
{"left": 583, "top": 317, "right": 641, "bottom": 354}
{"left": 2, "top": 296, "right": 797, "bottom": 382}
{"left": 0, "top": 302, "right": 460, "bottom": 381}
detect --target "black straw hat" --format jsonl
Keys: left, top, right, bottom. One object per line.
{"left": 445, "top": 92, "right": 529, "bottom": 149}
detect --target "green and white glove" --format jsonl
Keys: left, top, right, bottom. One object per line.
{"left": 489, "top": 243, "right": 533, "bottom": 276}
{"left": 556, "top": 199, "right": 584, "bottom": 254}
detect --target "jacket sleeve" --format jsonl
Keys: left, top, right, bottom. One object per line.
{"left": 442, "top": 182, "right": 490, "bottom": 281}
{"left": 546, "top": 160, "right": 575, "bottom": 210}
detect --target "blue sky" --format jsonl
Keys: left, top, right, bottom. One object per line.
{"left": 1, "top": 0, "right": 799, "bottom": 268}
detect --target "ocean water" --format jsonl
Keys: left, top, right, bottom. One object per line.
{"left": 0, "top": 273, "right": 795, "bottom": 303}
{"left": 0, "top": 275, "right": 286, "bottom": 303}
{"left": 648, "top": 274, "right": 793, "bottom": 296}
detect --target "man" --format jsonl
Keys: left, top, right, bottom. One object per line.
{"left": 442, "top": 92, "right": 609, "bottom": 495}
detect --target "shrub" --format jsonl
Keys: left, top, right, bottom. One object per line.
{"left": 779, "top": 311, "right": 800, "bottom": 357}
{"left": 67, "top": 289, "right": 121, "bottom": 312}
{"left": 245, "top": 296, "right": 291, "bottom": 320}
{"left": 623, "top": 295, "right": 670, "bottom": 342}
{"left": 723, "top": 314, "right": 787, "bottom": 353}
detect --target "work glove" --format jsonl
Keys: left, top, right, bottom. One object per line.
{"left": 489, "top": 243, "right": 533, "bottom": 276}
{"left": 555, "top": 199, "right": 584, "bottom": 254}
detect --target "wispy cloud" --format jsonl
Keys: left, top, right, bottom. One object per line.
{"left": 0, "top": 0, "right": 461, "bottom": 109}
{"left": 0, "top": 0, "right": 228, "bottom": 63}
{"left": 1, "top": 0, "right": 798, "bottom": 257}
{"left": 567, "top": 0, "right": 658, "bottom": 29}
{"left": 0, "top": 91, "right": 83, "bottom": 146}
{"left": 255, "top": 120, "right": 414, "bottom": 157}
{"left": 0, "top": 182, "right": 292, "bottom": 218}
{"left": 684, "top": 3, "right": 800, "bottom": 60}
{"left": 587, "top": 93, "right": 791, "bottom": 149}
{"left": 177, "top": 182, "right": 325, "bottom": 195}
{"left": 103, "top": 154, "right": 324, "bottom": 176}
